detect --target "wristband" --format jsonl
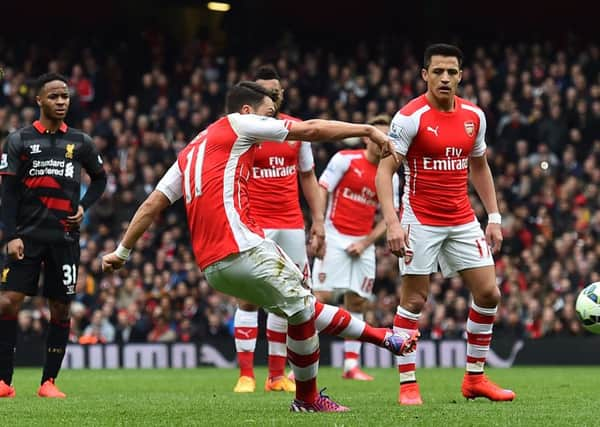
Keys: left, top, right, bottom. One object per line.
{"left": 488, "top": 213, "right": 502, "bottom": 224}
{"left": 115, "top": 243, "right": 132, "bottom": 261}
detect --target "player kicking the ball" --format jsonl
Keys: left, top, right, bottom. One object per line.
{"left": 103, "top": 81, "right": 418, "bottom": 412}
{"left": 232, "top": 66, "right": 324, "bottom": 394}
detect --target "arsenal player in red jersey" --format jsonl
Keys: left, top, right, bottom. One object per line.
{"left": 232, "top": 66, "right": 325, "bottom": 394}
{"left": 103, "top": 81, "right": 418, "bottom": 412}
{"left": 376, "top": 43, "right": 515, "bottom": 405}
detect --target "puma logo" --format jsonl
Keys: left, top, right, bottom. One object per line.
{"left": 353, "top": 168, "right": 363, "bottom": 178}
{"left": 426, "top": 126, "right": 439, "bottom": 136}
{"left": 236, "top": 329, "right": 253, "bottom": 339}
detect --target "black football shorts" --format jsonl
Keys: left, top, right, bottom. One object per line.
{"left": 1, "top": 237, "right": 80, "bottom": 301}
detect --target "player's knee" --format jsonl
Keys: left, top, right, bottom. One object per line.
{"left": 49, "top": 299, "right": 71, "bottom": 320}
{"left": 474, "top": 286, "right": 500, "bottom": 307}
{"left": 0, "top": 293, "right": 22, "bottom": 316}
{"left": 344, "top": 292, "right": 367, "bottom": 313}
{"left": 313, "top": 290, "right": 332, "bottom": 304}
{"left": 288, "top": 301, "right": 315, "bottom": 325}
{"left": 403, "top": 294, "right": 427, "bottom": 313}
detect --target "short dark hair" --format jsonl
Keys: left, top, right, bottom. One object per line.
{"left": 368, "top": 114, "right": 391, "bottom": 126}
{"left": 423, "top": 44, "right": 463, "bottom": 69}
{"left": 225, "top": 81, "right": 274, "bottom": 114}
{"left": 35, "top": 72, "right": 68, "bottom": 94}
{"left": 254, "top": 65, "right": 280, "bottom": 81}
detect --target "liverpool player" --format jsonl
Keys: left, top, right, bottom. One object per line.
{"left": 313, "top": 115, "right": 399, "bottom": 381}
{"left": 102, "top": 81, "right": 417, "bottom": 412}
{"left": 233, "top": 66, "right": 324, "bottom": 393}
{"left": 0, "top": 73, "right": 106, "bottom": 398}
{"left": 376, "top": 44, "right": 515, "bottom": 405}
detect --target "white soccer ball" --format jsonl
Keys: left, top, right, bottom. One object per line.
{"left": 575, "top": 282, "right": 600, "bottom": 334}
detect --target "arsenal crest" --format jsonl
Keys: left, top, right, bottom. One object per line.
{"left": 404, "top": 249, "right": 414, "bottom": 266}
{"left": 318, "top": 272, "right": 327, "bottom": 283}
{"left": 464, "top": 121, "right": 475, "bottom": 137}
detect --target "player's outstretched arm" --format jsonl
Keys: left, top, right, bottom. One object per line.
{"left": 469, "top": 155, "right": 502, "bottom": 253}
{"left": 102, "top": 190, "right": 171, "bottom": 273}
{"left": 287, "top": 120, "right": 398, "bottom": 161}
{"left": 376, "top": 155, "right": 408, "bottom": 257}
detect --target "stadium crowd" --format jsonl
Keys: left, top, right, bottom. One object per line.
{"left": 1, "top": 32, "right": 599, "bottom": 346}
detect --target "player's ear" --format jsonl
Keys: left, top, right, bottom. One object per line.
{"left": 36, "top": 95, "right": 42, "bottom": 107}
{"left": 240, "top": 104, "right": 252, "bottom": 115}
{"left": 421, "top": 68, "right": 427, "bottom": 82}
{"left": 458, "top": 69, "right": 463, "bottom": 84}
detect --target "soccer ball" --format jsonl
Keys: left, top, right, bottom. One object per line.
{"left": 575, "top": 283, "right": 600, "bottom": 334}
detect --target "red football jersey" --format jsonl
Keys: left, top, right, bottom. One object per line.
{"left": 155, "top": 113, "right": 293, "bottom": 269}
{"left": 319, "top": 149, "right": 399, "bottom": 236}
{"left": 248, "top": 113, "right": 314, "bottom": 229}
{"left": 390, "top": 94, "right": 487, "bottom": 226}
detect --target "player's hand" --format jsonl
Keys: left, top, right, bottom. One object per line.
{"left": 485, "top": 223, "right": 503, "bottom": 254}
{"left": 387, "top": 222, "right": 409, "bottom": 257}
{"left": 7, "top": 238, "right": 24, "bottom": 260}
{"left": 102, "top": 252, "right": 126, "bottom": 273}
{"left": 369, "top": 127, "right": 399, "bottom": 163}
{"left": 345, "top": 240, "right": 368, "bottom": 257}
{"left": 309, "top": 221, "right": 326, "bottom": 259}
{"left": 66, "top": 205, "right": 85, "bottom": 229}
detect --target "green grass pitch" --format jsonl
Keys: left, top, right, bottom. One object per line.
{"left": 2, "top": 367, "right": 598, "bottom": 426}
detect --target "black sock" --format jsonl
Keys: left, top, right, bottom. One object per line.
{"left": 0, "top": 315, "right": 18, "bottom": 385}
{"left": 41, "top": 319, "right": 70, "bottom": 385}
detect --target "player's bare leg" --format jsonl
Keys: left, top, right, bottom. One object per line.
{"left": 0, "top": 291, "right": 25, "bottom": 398}
{"left": 395, "top": 275, "right": 429, "bottom": 405}
{"left": 233, "top": 300, "right": 258, "bottom": 392}
{"left": 461, "top": 266, "right": 515, "bottom": 401}
{"left": 341, "top": 292, "right": 373, "bottom": 380}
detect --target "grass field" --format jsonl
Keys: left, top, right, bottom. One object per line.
{"left": 1, "top": 367, "right": 598, "bottom": 426}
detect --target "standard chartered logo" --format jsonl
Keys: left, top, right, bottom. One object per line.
{"left": 28, "top": 159, "right": 75, "bottom": 178}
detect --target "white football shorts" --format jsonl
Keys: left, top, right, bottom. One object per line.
{"left": 312, "top": 225, "right": 375, "bottom": 299}
{"left": 204, "top": 239, "right": 313, "bottom": 318}
{"left": 264, "top": 228, "right": 311, "bottom": 287}
{"left": 398, "top": 220, "right": 494, "bottom": 277}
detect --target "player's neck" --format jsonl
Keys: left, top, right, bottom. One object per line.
{"left": 425, "top": 92, "right": 455, "bottom": 112}
{"left": 364, "top": 149, "right": 378, "bottom": 164}
{"left": 39, "top": 117, "right": 64, "bottom": 133}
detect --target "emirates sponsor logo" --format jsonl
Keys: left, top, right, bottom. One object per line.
{"left": 252, "top": 164, "right": 296, "bottom": 179}
{"left": 464, "top": 121, "right": 475, "bottom": 137}
{"left": 253, "top": 156, "right": 296, "bottom": 179}
{"left": 342, "top": 187, "right": 378, "bottom": 206}
{"left": 422, "top": 157, "right": 469, "bottom": 171}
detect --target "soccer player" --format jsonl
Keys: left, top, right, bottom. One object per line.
{"left": 376, "top": 43, "right": 515, "bottom": 405}
{"left": 232, "top": 66, "right": 324, "bottom": 393}
{"left": 312, "top": 115, "right": 399, "bottom": 381}
{"left": 0, "top": 73, "right": 107, "bottom": 398}
{"left": 102, "top": 81, "right": 418, "bottom": 412}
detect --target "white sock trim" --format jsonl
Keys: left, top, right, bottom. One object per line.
{"left": 471, "top": 302, "right": 497, "bottom": 316}
{"left": 396, "top": 305, "right": 421, "bottom": 321}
